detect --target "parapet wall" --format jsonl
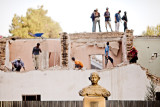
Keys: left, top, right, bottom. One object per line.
{"left": 0, "top": 64, "right": 149, "bottom": 101}
{"left": 69, "top": 32, "right": 124, "bottom": 43}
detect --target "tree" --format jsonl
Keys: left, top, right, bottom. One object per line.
{"left": 145, "top": 81, "right": 156, "bottom": 101}
{"left": 143, "top": 25, "right": 160, "bottom": 36}
{"left": 9, "top": 6, "right": 62, "bottom": 38}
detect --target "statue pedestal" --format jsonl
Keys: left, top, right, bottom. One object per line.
{"left": 83, "top": 96, "right": 106, "bottom": 107}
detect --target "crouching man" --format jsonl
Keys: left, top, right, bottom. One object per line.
{"left": 72, "top": 57, "right": 83, "bottom": 70}
{"left": 12, "top": 58, "right": 25, "bottom": 72}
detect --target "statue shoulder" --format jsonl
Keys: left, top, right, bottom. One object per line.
{"left": 79, "top": 85, "right": 92, "bottom": 96}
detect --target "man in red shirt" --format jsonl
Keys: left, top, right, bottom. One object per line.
{"left": 128, "top": 47, "right": 138, "bottom": 63}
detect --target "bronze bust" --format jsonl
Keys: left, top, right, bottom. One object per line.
{"left": 79, "top": 72, "right": 111, "bottom": 98}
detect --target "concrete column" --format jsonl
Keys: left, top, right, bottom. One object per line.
{"left": 5, "top": 40, "right": 11, "bottom": 68}
{"left": 122, "top": 35, "right": 127, "bottom": 64}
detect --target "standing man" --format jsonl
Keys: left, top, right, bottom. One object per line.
{"left": 91, "top": 10, "right": 96, "bottom": 32}
{"left": 72, "top": 57, "right": 83, "bottom": 70}
{"left": 12, "top": 57, "right": 25, "bottom": 72}
{"left": 32, "top": 43, "right": 42, "bottom": 70}
{"left": 122, "top": 11, "right": 128, "bottom": 32}
{"left": 104, "top": 7, "right": 113, "bottom": 32}
{"left": 94, "top": 8, "right": 101, "bottom": 32}
{"left": 105, "top": 42, "right": 114, "bottom": 68}
{"left": 115, "top": 10, "right": 121, "bottom": 32}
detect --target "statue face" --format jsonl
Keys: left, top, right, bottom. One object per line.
{"left": 90, "top": 74, "right": 99, "bottom": 84}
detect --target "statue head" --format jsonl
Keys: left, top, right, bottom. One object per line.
{"left": 89, "top": 72, "right": 100, "bottom": 85}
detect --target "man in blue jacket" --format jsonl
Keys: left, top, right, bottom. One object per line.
{"left": 91, "top": 10, "right": 96, "bottom": 32}
{"left": 105, "top": 42, "right": 114, "bottom": 68}
{"left": 115, "top": 10, "right": 121, "bottom": 32}
{"left": 12, "top": 58, "right": 25, "bottom": 71}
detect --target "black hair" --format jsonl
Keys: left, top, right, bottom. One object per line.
{"left": 106, "top": 42, "right": 109, "bottom": 45}
{"left": 124, "top": 11, "right": 127, "bottom": 15}
{"left": 72, "top": 57, "right": 75, "bottom": 61}
{"left": 37, "top": 43, "right": 40, "bottom": 46}
{"left": 119, "top": 10, "right": 121, "bottom": 13}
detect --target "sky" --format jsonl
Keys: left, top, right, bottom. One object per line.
{"left": 0, "top": 0, "right": 160, "bottom": 37}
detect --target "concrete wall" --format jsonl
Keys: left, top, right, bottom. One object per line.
{"left": 9, "top": 39, "right": 61, "bottom": 71}
{"left": 0, "top": 64, "right": 149, "bottom": 101}
{"left": 133, "top": 37, "right": 160, "bottom": 77}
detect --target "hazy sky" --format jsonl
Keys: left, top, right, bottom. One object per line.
{"left": 0, "top": 0, "right": 160, "bottom": 36}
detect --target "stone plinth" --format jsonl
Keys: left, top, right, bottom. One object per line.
{"left": 83, "top": 96, "right": 105, "bottom": 107}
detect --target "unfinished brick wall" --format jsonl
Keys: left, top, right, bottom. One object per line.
{"left": 0, "top": 39, "right": 6, "bottom": 69}
{"left": 60, "top": 32, "right": 70, "bottom": 68}
{"left": 69, "top": 32, "right": 124, "bottom": 43}
{"left": 125, "top": 30, "right": 134, "bottom": 60}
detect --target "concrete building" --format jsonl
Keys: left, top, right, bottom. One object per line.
{"left": 0, "top": 30, "right": 160, "bottom": 101}
{"left": 133, "top": 36, "right": 160, "bottom": 77}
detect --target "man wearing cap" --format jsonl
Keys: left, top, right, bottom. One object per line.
{"left": 32, "top": 43, "right": 42, "bottom": 70}
{"left": 115, "top": 10, "right": 121, "bottom": 32}
{"left": 91, "top": 10, "right": 96, "bottom": 32}
{"left": 11, "top": 58, "right": 25, "bottom": 72}
{"left": 94, "top": 8, "right": 101, "bottom": 32}
{"left": 104, "top": 7, "right": 113, "bottom": 32}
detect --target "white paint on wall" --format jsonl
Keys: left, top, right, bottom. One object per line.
{"left": 0, "top": 64, "right": 149, "bottom": 101}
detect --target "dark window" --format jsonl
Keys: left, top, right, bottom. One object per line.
{"left": 156, "top": 92, "right": 160, "bottom": 101}
{"left": 22, "top": 95, "right": 41, "bottom": 101}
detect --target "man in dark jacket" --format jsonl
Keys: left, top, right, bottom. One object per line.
{"left": 122, "top": 11, "right": 128, "bottom": 32}
{"left": 91, "top": 10, "right": 96, "bottom": 32}
{"left": 32, "top": 43, "right": 42, "bottom": 70}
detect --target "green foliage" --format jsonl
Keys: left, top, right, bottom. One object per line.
{"left": 9, "top": 6, "right": 62, "bottom": 38}
{"left": 143, "top": 25, "right": 160, "bottom": 36}
{"left": 145, "top": 81, "right": 156, "bottom": 101}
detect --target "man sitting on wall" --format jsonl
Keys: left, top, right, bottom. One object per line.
{"left": 128, "top": 46, "right": 138, "bottom": 63}
{"left": 72, "top": 57, "right": 83, "bottom": 70}
{"left": 12, "top": 57, "right": 25, "bottom": 72}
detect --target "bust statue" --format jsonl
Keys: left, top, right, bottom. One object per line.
{"left": 79, "top": 72, "right": 111, "bottom": 98}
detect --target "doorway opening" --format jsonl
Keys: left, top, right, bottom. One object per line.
{"left": 90, "top": 55, "right": 103, "bottom": 70}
